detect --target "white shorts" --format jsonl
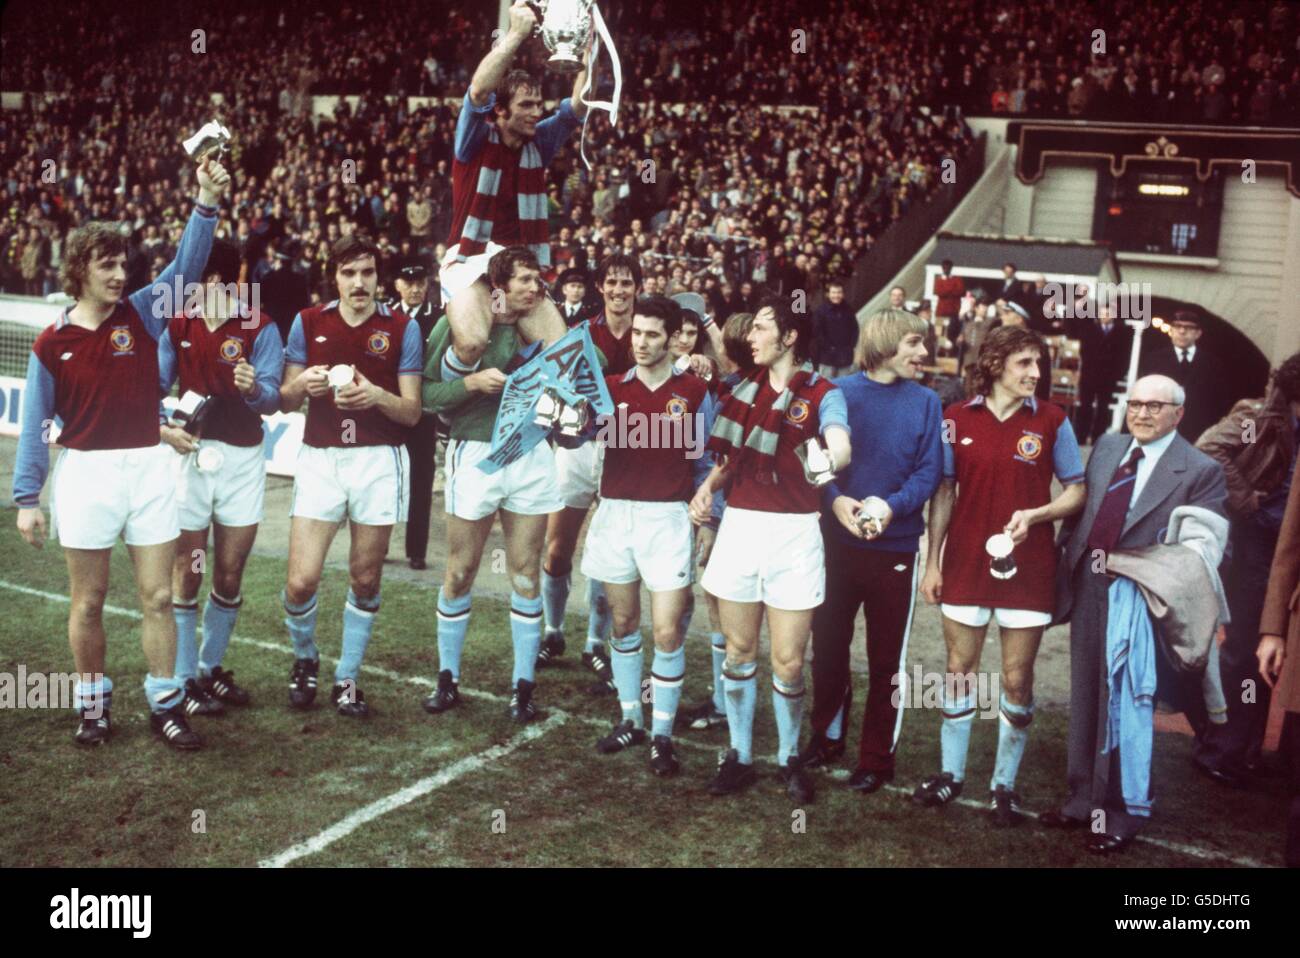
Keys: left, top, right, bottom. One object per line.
{"left": 174, "top": 440, "right": 266, "bottom": 530}
{"left": 291, "top": 444, "right": 410, "bottom": 526}
{"left": 444, "top": 437, "right": 562, "bottom": 521}
{"left": 553, "top": 441, "right": 603, "bottom": 510}
{"left": 439, "top": 241, "right": 505, "bottom": 305}
{"left": 701, "top": 507, "right": 825, "bottom": 610}
{"left": 581, "top": 498, "right": 694, "bottom": 592}
{"left": 940, "top": 604, "right": 1052, "bottom": 629}
{"left": 51, "top": 445, "right": 179, "bottom": 550}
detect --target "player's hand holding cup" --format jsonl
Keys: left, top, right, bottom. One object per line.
{"left": 161, "top": 423, "right": 200, "bottom": 455}
{"left": 336, "top": 369, "right": 380, "bottom": 410}
{"left": 196, "top": 156, "right": 231, "bottom": 205}
{"left": 300, "top": 365, "right": 331, "bottom": 398}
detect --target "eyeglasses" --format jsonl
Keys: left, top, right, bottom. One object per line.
{"left": 1126, "top": 400, "right": 1181, "bottom": 415}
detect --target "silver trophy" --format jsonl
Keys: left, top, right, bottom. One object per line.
{"left": 534, "top": 386, "right": 589, "bottom": 437}
{"left": 986, "top": 533, "right": 1017, "bottom": 580}
{"left": 183, "top": 119, "right": 232, "bottom": 164}
{"left": 169, "top": 390, "right": 223, "bottom": 473}
{"left": 856, "top": 497, "right": 891, "bottom": 538}
{"left": 533, "top": 0, "right": 593, "bottom": 74}
{"left": 796, "top": 437, "right": 836, "bottom": 487}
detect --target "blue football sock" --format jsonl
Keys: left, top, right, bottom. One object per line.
{"left": 940, "top": 688, "right": 977, "bottom": 783}
{"left": 540, "top": 567, "right": 570, "bottom": 637}
{"left": 772, "top": 676, "right": 806, "bottom": 765}
{"left": 610, "top": 632, "right": 645, "bottom": 728}
{"left": 991, "top": 695, "right": 1034, "bottom": 790}
{"left": 510, "top": 592, "right": 544, "bottom": 685}
{"left": 282, "top": 590, "right": 319, "bottom": 662}
{"left": 336, "top": 588, "right": 380, "bottom": 684}
{"left": 198, "top": 591, "right": 241, "bottom": 675}
{"left": 145, "top": 673, "right": 185, "bottom": 714}
{"left": 710, "top": 633, "right": 727, "bottom": 713}
{"left": 436, "top": 588, "right": 472, "bottom": 682}
{"left": 173, "top": 598, "right": 199, "bottom": 683}
{"left": 826, "top": 699, "right": 846, "bottom": 741}
{"left": 74, "top": 674, "right": 112, "bottom": 717}
{"left": 723, "top": 660, "right": 758, "bottom": 765}
{"left": 651, "top": 646, "right": 686, "bottom": 738}
{"left": 586, "top": 579, "right": 611, "bottom": 653}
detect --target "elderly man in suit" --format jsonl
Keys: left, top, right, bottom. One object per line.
{"left": 1042, "top": 374, "right": 1228, "bottom": 854}
{"left": 1258, "top": 453, "right": 1300, "bottom": 868}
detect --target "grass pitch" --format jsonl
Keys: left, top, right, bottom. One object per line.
{"left": 0, "top": 515, "right": 1285, "bottom": 867}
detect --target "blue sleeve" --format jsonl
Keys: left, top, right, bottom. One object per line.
{"left": 285, "top": 313, "right": 307, "bottom": 366}
{"left": 884, "top": 391, "right": 945, "bottom": 519}
{"left": 942, "top": 433, "right": 956, "bottom": 480}
{"left": 398, "top": 318, "right": 424, "bottom": 375}
{"left": 129, "top": 202, "right": 218, "bottom": 340}
{"left": 455, "top": 90, "right": 495, "bottom": 164}
{"left": 817, "top": 387, "right": 850, "bottom": 435}
{"left": 158, "top": 326, "right": 177, "bottom": 424}
{"left": 13, "top": 352, "right": 57, "bottom": 507}
{"left": 1053, "top": 416, "right": 1085, "bottom": 485}
{"left": 693, "top": 390, "right": 719, "bottom": 492}
{"left": 534, "top": 98, "right": 581, "bottom": 167}
{"left": 244, "top": 324, "right": 286, "bottom": 415}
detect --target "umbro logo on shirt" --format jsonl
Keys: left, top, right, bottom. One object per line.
{"left": 315, "top": 336, "right": 328, "bottom": 343}
{"left": 60, "top": 352, "right": 72, "bottom": 361}
{"left": 180, "top": 340, "right": 192, "bottom": 348}
{"left": 961, "top": 437, "right": 974, "bottom": 445}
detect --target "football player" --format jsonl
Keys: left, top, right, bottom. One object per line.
{"left": 159, "top": 238, "right": 284, "bottom": 716}
{"left": 279, "top": 234, "right": 423, "bottom": 718}
{"left": 915, "top": 325, "right": 1086, "bottom": 824}
{"left": 582, "top": 296, "right": 716, "bottom": 775}
{"left": 13, "top": 157, "right": 229, "bottom": 749}
{"left": 690, "top": 297, "right": 851, "bottom": 802}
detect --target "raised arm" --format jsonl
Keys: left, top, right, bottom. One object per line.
{"left": 469, "top": 0, "right": 537, "bottom": 106}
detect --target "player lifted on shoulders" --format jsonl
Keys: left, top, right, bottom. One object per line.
{"left": 279, "top": 234, "right": 423, "bottom": 718}
{"left": 690, "top": 297, "right": 851, "bottom": 802}
{"left": 537, "top": 253, "right": 642, "bottom": 691}
{"left": 440, "top": 0, "right": 588, "bottom": 374}
{"left": 13, "top": 157, "right": 229, "bottom": 750}
{"left": 421, "top": 246, "right": 577, "bottom": 722}
{"left": 159, "top": 239, "right": 284, "bottom": 717}
{"left": 582, "top": 295, "right": 717, "bottom": 775}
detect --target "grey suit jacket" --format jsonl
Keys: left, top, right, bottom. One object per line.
{"left": 1053, "top": 432, "right": 1229, "bottom": 624}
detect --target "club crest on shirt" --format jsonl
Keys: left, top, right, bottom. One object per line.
{"left": 665, "top": 395, "right": 689, "bottom": 420}
{"left": 1015, "top": 432, "right": 1043, "bottom": 462}
{"left": 220, "top": 337, "right": 244, "bottom": 362}
{"left": 110, "top": 327, "right": 134, "bottom": 353}
{"left": 786, "top": 398, "right": 810, "bottom": 424}
{"left": 366, "top": 330, "right": 391, "bottom": 356}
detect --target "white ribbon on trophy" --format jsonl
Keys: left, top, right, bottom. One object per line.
{"left": 536, "top": 0, "right": 621, "bottom": 171}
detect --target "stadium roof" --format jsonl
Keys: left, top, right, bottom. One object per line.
{"left": 929, "top": 232, "right": 1121, "bottom": 281}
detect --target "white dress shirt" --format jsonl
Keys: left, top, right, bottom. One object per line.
{"left": 1176, "top": 344, "right": 1197, "bottom": 364}
{"left": 1124, "top": 428, "right": 1179, "bottom": 505}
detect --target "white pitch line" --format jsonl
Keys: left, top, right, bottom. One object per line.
{"left": 0, "top": 580, "right": 1276, "bottom": 868}
{"left": 259, "top": 712, "right": 566, "bottom": 868}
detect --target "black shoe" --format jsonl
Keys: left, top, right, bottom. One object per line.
{"left": 708, "top": 749, "right": 756, "bottom": 796}
{"left": 182, "top": 678, "right": 226, "bottom": 717}
{"left": 847, "top": 768, "right": 893, "bottom": 793}
{"left": 288, "top": 658, "right": 319, "bottom": 710}
{"left": 536, "top": 632, "right": 566, "bottom": 668}
{"left": 1086, "top": 832, "right": 1133, "bottom": 855}
{"left": 422, "top": 669, "right": 461, "bottom": 714}
{"left": 1193, "top": 758, "right": 1247, "bottom": 789}
{"left": 989, "top": 785, "right": 1024, "bottom": 827}
{"left": 795, "top": 732, "right": 845, "bottom": 769}
{"left": 649, "top": 736, "right": 680, "bottom": 777}
{"left": 203, "top": 666, "right": 251, "bottom": 706}
{"left": 676, "top": 700, "right": 727, "bottom": 731}
{"left": 1038, "top": 808, "right": 1087, "bottom": 829}
{"left": 582, "top": 648, "right": 616, "bottom": 695}
{"left": 150, "top": 705, "right": 203, "bottom": 751}
{"left": 778, "top": 758, "right": 816, "bottom": 804}
{"left": 408, "top": 557, "right": 427, "bottom": 571}
{"left": 331, "top": 683, "right": 371, "bottom": 718}
{"left": 74, "top": 708, "right": 111, "bottom": 746}
{"left": 596, "top": 719, "right": 647, "bottom": 754}
{"left": 912, "top": 772, "right": 963, "bottom": 807}
{"left": 509, "top": 678, "right": 541, "bottom": 723}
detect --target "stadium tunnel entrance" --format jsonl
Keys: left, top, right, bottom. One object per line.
{"left": 1140, "top": 296, "right": 1272, "bottom": 400}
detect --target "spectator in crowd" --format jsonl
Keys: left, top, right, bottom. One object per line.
{"left": 1197, "top": 352, "right": 1300, "bottom": 783}
{"left": 933, "top": 259, "right": 965, "bottom": 331}
{"left": 812, "top": 280, "right": 858, "bottom": 378}
{"left": 1140, "top": 311, "right": 1231, "bottom": 441}
{"left": 1076, "top": 303, "right": 1133, "bottom": 444}
{"left": 553, "top": 266, "right": 594, "bottom": 326}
